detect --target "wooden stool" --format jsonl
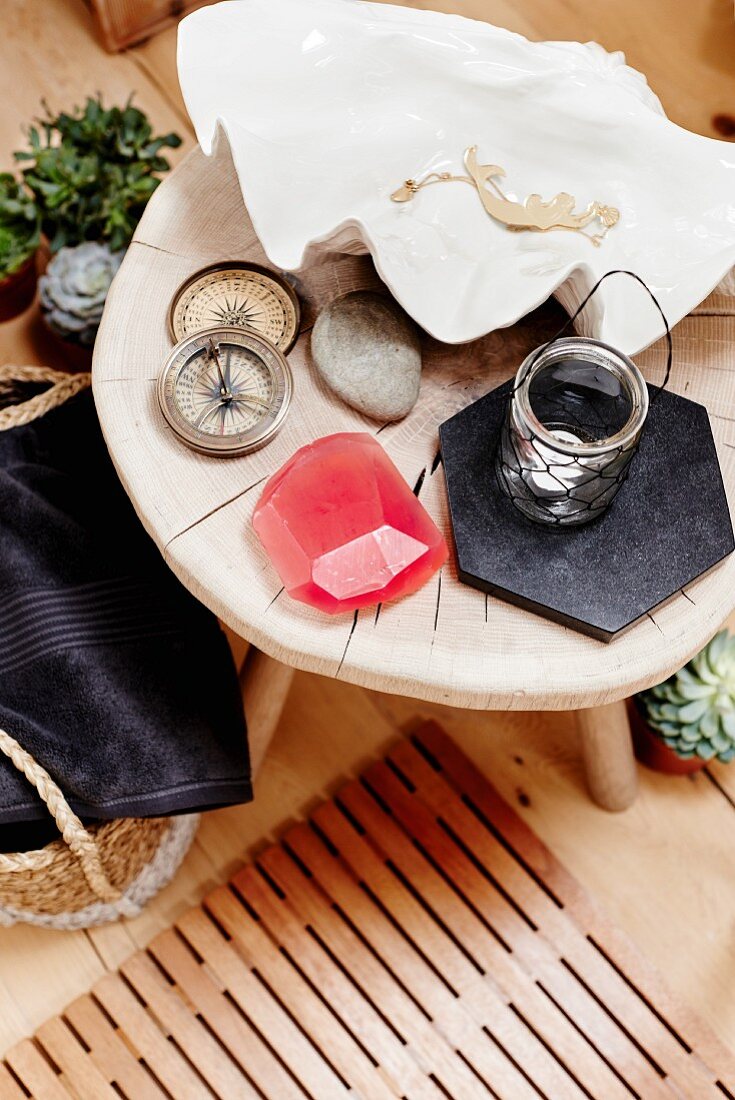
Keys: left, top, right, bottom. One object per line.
{"left": 93, "top": 142, "right": 735, "bottom": 811}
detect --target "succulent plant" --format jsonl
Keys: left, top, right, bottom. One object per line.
{"left": 39, "top": 241, "right": 124, "bottom": 345}
{"left": 0, "top": 172, "right": 40, "bottom": 279}
{"left": 637, "top": 630, "right": 735, "bottom": 762}
{"left": 16, "top": 95, "right": 181, "bottom": 252}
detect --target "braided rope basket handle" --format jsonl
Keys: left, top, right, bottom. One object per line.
{"left": 0, "top": 366, "right": 120, "bottom": 902}
{"left": 0, "top": 728, "right": 121, "bottom": 901}
{"left": 0, "top": 365, "right": 91, "bottom": 430}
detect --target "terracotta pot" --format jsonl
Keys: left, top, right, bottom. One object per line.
{"left": 628, "top": 700, "right": 707, "bottom": 775}
{"left": 41, "top": 330, "right": 94, "bottom": 373}
{"left": 0, "top": 253, "right": 38, "bottom": 322}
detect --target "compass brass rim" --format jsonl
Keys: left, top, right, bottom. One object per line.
{"left": 167, "top": 260, "right": 301, "bottom": 352}
{"left": 157, "top": 324, "right": 293, "bottom": 457}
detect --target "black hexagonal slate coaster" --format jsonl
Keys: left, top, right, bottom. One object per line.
{"left": 439, "top": 382, "right": 734, "bottom": 641}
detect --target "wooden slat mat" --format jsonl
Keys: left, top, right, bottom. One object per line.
{"left": 3, "top": 722, "right": 734, "bottom": 1100}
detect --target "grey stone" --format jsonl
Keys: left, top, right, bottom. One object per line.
{"left": 311, "top": 291, "right": 421, "bottom": 421}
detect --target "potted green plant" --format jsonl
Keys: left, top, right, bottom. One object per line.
{"left": 0, "top": 172, "right": 40, "bottom": 321}
{"left": 632, "top": 629, "right": 735, "bottom": 774}
{"left": 15, "top": 95, "right": 180, "bottom": 346}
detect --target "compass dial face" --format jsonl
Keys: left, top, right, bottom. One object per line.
{"left": 169, "top": 262, "right": 300, "bottom": 351}
{"left": 158, "top": 326, "right": 293, "bottom": 456}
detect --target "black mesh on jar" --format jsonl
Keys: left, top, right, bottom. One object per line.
{"left": 495, "top": 339, "right": 648, "bottom": 527}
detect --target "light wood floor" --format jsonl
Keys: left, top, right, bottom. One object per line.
{"left": 1, "top": 0, "right": 735, "bottom": 1062}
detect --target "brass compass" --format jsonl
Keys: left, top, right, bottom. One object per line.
{"left": 158, "top": 325, "right": 293, "bottom": 456}
{"left": 168, "top": 261, "right": 300, "bottom": 351}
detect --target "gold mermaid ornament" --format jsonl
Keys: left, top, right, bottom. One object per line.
{"left": 391, "top": 146, "right": 620, "bottom": 247}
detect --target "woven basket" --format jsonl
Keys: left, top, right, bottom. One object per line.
{"left": 0, "top": 367, "right": 199, "bottom": 928}
{"left": 0, "top": 728, "right": 199, "bottom": 930}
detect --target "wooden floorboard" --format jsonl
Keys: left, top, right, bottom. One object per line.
{"left": 0, "top": 0, "right": 734, "bottom": 1069}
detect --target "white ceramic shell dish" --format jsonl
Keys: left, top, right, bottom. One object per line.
{"left": 178, "top": 0, "right": 735, "bottom": 352}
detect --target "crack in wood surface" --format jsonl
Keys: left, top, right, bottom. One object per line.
{"left": 646, "top": 612, "right": 664, "bottom": 636}
{"left": 433, "top": 573, "right": 443, "bottom": 633}
{"left": 710, "top": 414, "right": 735, "bottom": 429}
{"left": 413, "top": 467, "right": 427, "bottom": 497}
{"left": 264, "top": 587, "right": 284, "bottom": 614}
{"left": 164, "top": 475, "right": 268, "bottom": 552}
{"left": 336, "top": 611, "right": 360, "bottom": 677}
{"left": 134, "top": 238, "right": 187, "bottom": 259}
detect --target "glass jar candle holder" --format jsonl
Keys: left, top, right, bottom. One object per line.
{"left": 495, "top": 336, "right": 649, "bottom": 527}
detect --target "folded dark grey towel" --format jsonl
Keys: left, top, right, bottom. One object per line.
{"left": 0, "top": 385, "right": 251, "bottom": 851}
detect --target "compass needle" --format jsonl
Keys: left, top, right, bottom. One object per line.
{"left": 233, "top": 393, "right": 270, "bottom": 409}
{"left": 208, "top": 337, "right": 230, "bottom": 398}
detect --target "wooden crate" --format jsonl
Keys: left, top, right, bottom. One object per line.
{"left": 89, "top": 0, "right": 214, "bottom": 51}
{"left": 2, "top": 721, "right": 734, "bottom": 1098}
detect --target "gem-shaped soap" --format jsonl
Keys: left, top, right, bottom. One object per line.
{"left": 253, "top": 433, "right": 448, "bottom": 613}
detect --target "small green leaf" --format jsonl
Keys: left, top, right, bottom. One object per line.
{"left": 664, "top": 739, "right": 694, "bottom": 758}
{"left": 676, "top": 698, "right": 711, "bottom": 724}
{"left": 676, "top": 681, "right": 714, "bottom": 701}
{"left": 656, "top": 684, "right": 687, "bottom": 705}
{"left": 0, "top": 174, "right": 40, "bottom": 276}
{"left": 700, "top": 710, "right": 720, "bottom": 738}
{"left": 691, "top": 651, "right": 720, "bottom": 686}
{"left": 657, "top": 703, "right": 683, "bottom": 722}
{"left": 721, "top": 712, "right": 735, "bottom": 738}
{"left": 710, "top": 731, "right": 733, "bottom": 754}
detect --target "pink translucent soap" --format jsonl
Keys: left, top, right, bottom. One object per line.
{"left": 253, "top": 433, "right": 449, "bottom": 614}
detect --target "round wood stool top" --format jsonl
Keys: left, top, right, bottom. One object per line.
{"left": 93, "top": 144, "right": 735, "bottom": 710}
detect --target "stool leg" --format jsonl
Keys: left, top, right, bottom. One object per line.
{"left": 239, "top": 648, "right": 295, "bottom": 777}
{"left": 577, "top": 700, "right": 638, "bottom": 811}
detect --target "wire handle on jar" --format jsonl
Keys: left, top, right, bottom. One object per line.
{"left": 514, "top": 270, "right": 672, "bottom": 401}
